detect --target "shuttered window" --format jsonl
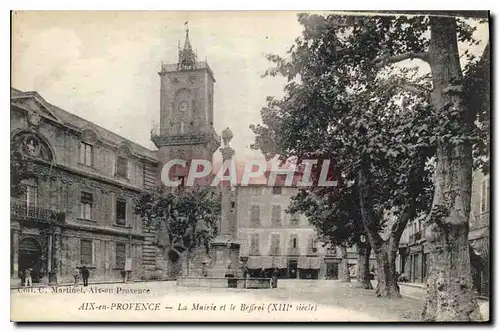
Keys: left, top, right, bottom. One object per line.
{"left": 249, "top": 233, "right": 260, "bottom": 255}
{"left": 115, "top": 243, "right": 126, "bottom": 269}
{"left": 271, "top": 205, "right": 281, "bottom": 226}
{"left": 480, "top": 179, "right": 489, "bottom": 213}
{"left": 270, "top": 234, "right": 281, "bottom": 256}
{"left": 289, "top": 234, "right": 299, "bottom": 255}
{"left": 80, "top": 192, "right": 93, "bottom": 220}
{"left": 117, "top": 156, "right": 128, "bottom": 178}
{"left": 80, "top": 142, "right": 93, "bottom": 166}
{"left": 250, "top": 205, "right": 260, "bottom": 227}
{"left": 116, "top": 199, "right": 127, "bottom": 225}
{"left": 80, "top": 239, "right": 93, "bottom": 265}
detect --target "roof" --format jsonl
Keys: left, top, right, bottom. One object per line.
{"left": 11, "top": 87, "right": 158, "bottom": 162}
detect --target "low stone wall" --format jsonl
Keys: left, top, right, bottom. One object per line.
{"left": 177, "top": 277, "right": 273, "bottom": 289}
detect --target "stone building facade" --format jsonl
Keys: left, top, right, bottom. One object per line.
{"left": 10, "top": 88, "right": 158, "bottom": 285}
{"left": 397, "top": 170, "right": 490, "bottom": 296}
{"left": 235, "top": 184, "right": 376, "bottom": 279}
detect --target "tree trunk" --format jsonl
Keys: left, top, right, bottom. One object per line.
{"left": 338, "top": 245, "right": 351, "bottom": 282}
{"left": 373, "top": 241, "right": 401, "bottom": 298}
{"left": 357, "top": 165, "right": 404, "bottom": 298}
{"left": 356, "top": 241, "right": 373, "bottom": 289}
{"left": 422, "top": 17, "right": 478, "bottom": 321}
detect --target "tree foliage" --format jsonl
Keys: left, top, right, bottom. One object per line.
{"left": 252, "top": 11, "right": 489, "bottom": 318}
{"left": 134, "top": 186, "right": 220, "bottom": 259}
{"left": 251, "top": 13, "right": 438, "bottom": 250}
{"left": 11, "top": 140, "right": 34, "bottom": 198}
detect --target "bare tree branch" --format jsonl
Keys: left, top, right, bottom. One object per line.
{"left": 390, "top": 205, "right": 413, "bottom": 241}
{"left": 378, "top": 77, "right": 432, "bottom": 99}
{"left": 375, "top": 52, "right": 430, "bottom": 68}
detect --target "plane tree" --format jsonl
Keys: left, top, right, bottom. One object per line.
{"left": 252, "top": 12, "right": 489, "bottom": 320}
{"left": 251, "top": 13, "right": 436, "bottom": 299}
{"left": 134, "top": 186, "right": 220, "bottom": 277}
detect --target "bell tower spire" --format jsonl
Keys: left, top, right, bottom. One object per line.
{"left": 154, "top": 21, "right": 219, "bottom": 169}
{"left": 178, "top": 21, "right": 197, "bottom": 70}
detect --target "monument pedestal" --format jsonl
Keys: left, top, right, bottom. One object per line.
{"left": 208, "top": 235, "right": 240, "bottom": 278}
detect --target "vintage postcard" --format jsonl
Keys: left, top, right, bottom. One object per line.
{"left": 10, "top": 10, "right": 490, "bottom": 322}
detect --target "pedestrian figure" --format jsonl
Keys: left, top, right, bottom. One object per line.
{"left": 72, "top": 267, "right": 80, "bottom": 286}
{"left": 18, "top": 270, "right": 25, "bottom": 286}
{"left": 81, "top": 265, "right": 90, "bottom": 287}
{"left": 271, "top": 268, "right": 279, "bottom": 288}
{"left": 259, "top": 268, "right": 265, "bottom": 278}
{"left": 24, "top": 267, "right": 33, "bottom": 287}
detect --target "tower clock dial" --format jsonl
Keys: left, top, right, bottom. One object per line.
{"left": 178, "top": 101, "right": 189, "bottom": 113}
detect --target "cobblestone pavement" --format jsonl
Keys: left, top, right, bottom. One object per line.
{"left": 11, "top": 279, "right": 425, "bottom": 322}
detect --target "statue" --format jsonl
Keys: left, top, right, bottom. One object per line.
{"left": 221, "top": 127, "right": 233, "bottom": 146}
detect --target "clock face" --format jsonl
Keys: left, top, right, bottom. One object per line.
{"left": 178, "top": 101, "right": 189, "bottom": 113}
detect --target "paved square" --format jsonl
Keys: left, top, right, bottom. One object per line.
{"left": 11, "top": 280, "right": 423, "bottom": 322}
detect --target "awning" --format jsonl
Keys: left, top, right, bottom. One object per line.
{"left": 310, "top": 257, "right": 322, "bottom": 269}
{"left": 246, "top": 256, "right": 262, "bottom": 269}
{"left": 272, "top": 256, "right": 287, "bottom": 269}
{"left": 298, "top": 256, "right": 310, "bottom": 269}
{"left": 324, "top": 257, "right": 341, "bottom": 263}
{"left": 298, "top": 256, "right": 322, "bottom": 269}
{"left": 260, "top": 256, "right": 273, "bottom": 269}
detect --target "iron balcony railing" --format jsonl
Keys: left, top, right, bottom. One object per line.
{"left": 11, "top": 203, "right": 65, "bottom": 223}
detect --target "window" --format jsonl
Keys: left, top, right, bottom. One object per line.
{"left": 115, "top": 242, "right": 126, "bottom": 269}
{"left": 80, "top": 239, "right": 93, "bottom": 265}
{"left": 289, "top": 234, "right": 299, "bottom": 255}
{"left": 249, "top": 233, "right": 260, "bottom": 255}
{"left": 80, "top": 142, "right": 93, "bottom": 166}
{"left": 272, "top": 186, "right": 282, "bottom": 195}
{"left": 116, "top": 156, "right": 128, "bottom": 178}
{"left": 116, "top": 199, "right": 127, "bottom": 225}
{"left": 290, "top": 213, "right": 300, "bottom": 226}
{"left": 270, "top": 234, "right": 281, "bottom": 256}
{"left": 250, "top": 205, "right": 260, "bottom": 227}
{"left": 25, "top": 183, "right": 38, "bottom": 208}
{"left": 271, "top": 205, "right": 282, "bottom": 226}
{"left": 307, "top": 236, "right": 317, "bottom": 255}
{"left": 252, "top": 187, "right": 262, "bottom": 195}
{"left": 80, "top": 192, "right": 93, "bottom": 220}
{"left": 480, "top": 179, "right": 489, "bottom": 213}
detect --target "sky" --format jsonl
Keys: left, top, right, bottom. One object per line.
{"left": 12, "top": 11, "right": 306, "bottom": 166}
{"left": 11, "top": 11, "right": 489, "bottom": 169}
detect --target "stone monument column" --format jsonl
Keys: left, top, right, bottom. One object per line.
{"left": 53, "top": 227, "right": 61, "bottom": 281}
{"left": 208, "top": 128, "right": 240, "bottom": 278}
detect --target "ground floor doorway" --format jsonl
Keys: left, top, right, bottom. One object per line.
{"left": 325, "top": 262, "right": 339, "bottom": 280}
{"left": 18, "top": 237, "right": 43, "bottom": 283}
{"left": 287, "top": 260, "right": 298, "bottom": 279}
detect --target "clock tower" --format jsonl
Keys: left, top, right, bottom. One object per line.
{"left": 152, "top": 25, "right": 220, "bottom": 185}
